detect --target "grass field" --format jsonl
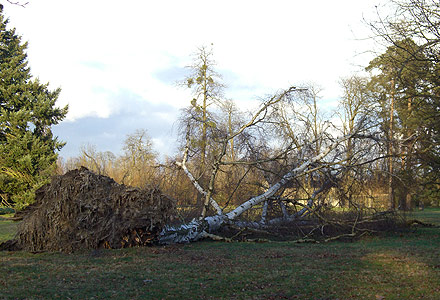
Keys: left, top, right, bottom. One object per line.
{"left": 0, "top": 214, "right": 18, "bottom": 245}
{"left": 1, "top": 209, "right": 439, "bottom": 299}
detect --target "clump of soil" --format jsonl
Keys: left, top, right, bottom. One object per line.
{"left": 4, "top": 167, "right": 175, "bottom": 252}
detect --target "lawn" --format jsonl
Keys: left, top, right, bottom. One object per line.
{"left": 0, "top": 214, "right": 17, "bottom": 245}
{"left": 0, "top": 209, "right": 439, "bottom": 299}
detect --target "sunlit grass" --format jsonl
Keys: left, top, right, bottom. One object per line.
{"left": 0, "top": 214, "right": 18, "bottom": 243}
{"left": 410, "top": 207, "right": 440, "bottom": 225}
{"left": 0, "top": 208, "right": 439, "bottom": 299}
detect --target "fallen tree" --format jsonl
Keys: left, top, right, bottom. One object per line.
{"left": 160, "top": 130, "right": 366, "bottom": 244}
{"left": 159, "top": 86, "right": 388, "bottom": 244}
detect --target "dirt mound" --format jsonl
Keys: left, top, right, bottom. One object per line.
{"left": 7, "top": 167, "right": 175, "bottom": 252}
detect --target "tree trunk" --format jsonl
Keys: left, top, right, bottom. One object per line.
{"left": 160, "top": 131, "right": 354, "bottom": 244}
{"left": 388, "top": 77, "right": 395, "bottom": 210}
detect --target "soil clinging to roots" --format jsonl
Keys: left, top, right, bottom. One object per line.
{"left": 3, "top": 167, "right": 175, "bottom": 252}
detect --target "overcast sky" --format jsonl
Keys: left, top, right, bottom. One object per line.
{"left": 3, "top": 0, "right": 381, "bottom": 160}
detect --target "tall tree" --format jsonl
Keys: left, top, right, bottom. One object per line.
{"left": 338, "top": 75, "right": 377, "bottom": 208}
{"left": 0, "top": 8, "right": 67, "bottom": 209}
{"left": 181, "top": 46, "right": 225, "bottom": 175}
{"left": 367, "top": 45, "right": 399, "bottom": 210}
{"left": 178, "top": 46, "right": 226, "bottom": 212}
{"left": 369, "top": 0, "right": 440, "bottom": 207}
{"left": 367, "top": 38, "right": 432, "bottom": 210}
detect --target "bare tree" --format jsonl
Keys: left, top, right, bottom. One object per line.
{"left": 120, "top": 129, "right": 157, "bottom": 187}
{"left": 179, "top": 46, "right": 225, "bottom": 176}
{"left": 336, "top": 75, "right": 381, "bottom": 208}
{"left": 369, "top": 0, "right": 440, "bottom": 63}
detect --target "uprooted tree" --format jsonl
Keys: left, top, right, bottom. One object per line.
{"left": 2, "top": 167, "right": 175, "bottom": 252}
{"left": 158, "top": 1, "right": 440, "bottom": 243}
{"left": 159, "top": 83, "right": 391, "bottom": 244}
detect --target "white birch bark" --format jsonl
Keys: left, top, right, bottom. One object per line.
{"left": 260, "top": 201, "right": 269, "bottom": 224}
{"left": 224, "top": 132, "right": 352, "bottom": 221}
{"left": 292, "top": 184, "right": 327, "bottom": 219}
{"left": 175, "top": 139, "right": 223, "bottom": 216}
{"left": 279, "top": 200, "right": 289, "bottom": 219}
{"left": 160, "top": 131, "right": 356, "bottom": 244}
{"left": 175, "top": 160, "right": 223, "bottom": 216}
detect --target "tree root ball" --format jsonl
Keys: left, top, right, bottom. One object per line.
{"left": 10, "top": 167, "right": 175, "bottom": 252}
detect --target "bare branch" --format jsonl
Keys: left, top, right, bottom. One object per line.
{"left": 224, "top": 129, "right": 360, "bottom": 221}
{"left": 176, "top": 136, "right": 223, "bottom": 216}
{"left": 6, "top": 0, "right": 29, "bottom": 7}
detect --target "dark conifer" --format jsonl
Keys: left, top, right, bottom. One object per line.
{"left": 0, "top": 8, "right": 68, "bottom": 209}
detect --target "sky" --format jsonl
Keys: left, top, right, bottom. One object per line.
{"left": 2, "top": 0, "right": 382, "bottom": 160}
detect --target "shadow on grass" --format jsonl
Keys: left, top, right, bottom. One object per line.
{"left": 0, "top": 209, "right": 439, "bottom": 299}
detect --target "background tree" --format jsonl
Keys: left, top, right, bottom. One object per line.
{"left": 70, "top": 144, "right": 117, "bottom": 177}
{"left": 337, "top": 75, "right": 379, "bottom": 208}
{"left": 0, "top": 8, "right": 67, "bottom": 209}
{"left": 368, "top": 0, "right": 440, "bottom": 207}
{"left": 120, "top": 129, "right": 157, "bottom": 187}
{"left": 61, "top": 129, "right": 158, "bottom": 188}
{"left": 180, "top": 46, "right": 225, "bottom": 177}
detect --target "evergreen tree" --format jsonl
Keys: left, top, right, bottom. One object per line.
{"left": 367, "top": 39, "right": 435, "bottom": 209}
{"left": 368, "top": 0, "right": 440, "bottom": 207}
{"left": 0, "top": 7, "right": 68, "bottom": 209}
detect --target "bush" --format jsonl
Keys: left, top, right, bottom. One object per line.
{"left": 0, "top": 207, "right": 15, "bottom": 215}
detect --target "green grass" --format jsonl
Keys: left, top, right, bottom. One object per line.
{"left": 408, "top": 207, "right": 440, "bottom": 225}
{"left": 1, "top": 209, "right": 440, "bottom": 299}
{"left": 0, "top": 214, "right": 18, "bottom": 244}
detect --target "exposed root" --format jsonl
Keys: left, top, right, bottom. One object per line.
{"left": 3, "top": 167, "right": 175, "bottom": 252}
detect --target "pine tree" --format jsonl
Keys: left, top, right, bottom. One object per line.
{"left": 367, "top": 39, "right": 433, "bottom": 210}
{"left": 0, "top": 7, "right": 68, "bottom": 209}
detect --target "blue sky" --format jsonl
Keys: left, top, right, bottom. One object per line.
{"left": 3, "top": 0, "right": 381, "bottom": 160}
